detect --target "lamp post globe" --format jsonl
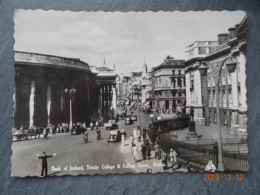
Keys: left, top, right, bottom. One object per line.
{"left": 199, "top": 63, "right": 208, "bottom": 76}
{"left": 226, "top": 59, "right": 237, "bottom": 73}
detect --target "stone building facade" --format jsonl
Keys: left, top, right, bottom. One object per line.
{"left": 153, "top": 56, "right": 186, "bottom": 112}
{"left": 141, "top": 63, "right": 149, "bottom": 104}
{"left": 185, "top": 16, "right": 247, "bottom": 134}
{"left": 90, "top": 64, "right": 117, "bottom": 122}
{"left": 14, "top": 51, "right": 118, "bottom": 129}
{"left": 129, "top": 72, "right": 142, "bottom": 102}
{"left": 14, "top": 51, "right": 98, "bottom": 129}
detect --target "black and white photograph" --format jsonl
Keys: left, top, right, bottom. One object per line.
{"left": 12, "top": 10, "right": 248, "bottom": 177}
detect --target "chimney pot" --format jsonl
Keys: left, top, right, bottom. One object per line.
{"left": 228, "top": 27, "right": 236, "bottom": 39}
{"left": 218, "top": 33, "right": 229, "bottom": 45}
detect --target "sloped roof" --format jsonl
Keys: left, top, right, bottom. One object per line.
{"left": 154, "top": 59, "right": 185, "bottom": 71}
{"left": 210, "top": 42, "right": 229, "bottom": 54}
{"left": 132, "top": 72, "right": 142, "bottom": 77}
{"left": 96, "top": 66, "right": 114, "bottom": 72}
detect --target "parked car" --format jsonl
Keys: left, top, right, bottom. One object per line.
{"left": 107, "top": 130, "right": 121, "bottom": 142}
{"left": 104, "top": 120, "right": 118, "bottom": 130}
{"left": 131, "top": 115, "right": 137, "bottom": 121}
{"left": 125, "top": 116, "right": 133, "bottom": 125}
{"left": 71, "top": 124, "right": 86, "bottom": 135}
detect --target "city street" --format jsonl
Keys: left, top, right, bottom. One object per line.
{"left": 11, "top": 108, "right": 152, "bottom": 177}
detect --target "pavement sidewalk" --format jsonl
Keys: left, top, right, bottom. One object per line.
{"left": 172, "top": 123, "right": 246, "bottom": 141}
{"left": 119, "top": 136, "right": 187, "bottom": 173}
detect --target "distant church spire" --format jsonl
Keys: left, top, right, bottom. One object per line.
{"left": 103, "top": 58, "right": 106, "bottom": 66}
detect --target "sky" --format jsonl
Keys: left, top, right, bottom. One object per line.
{"left": 14, "top": 10, "right": 246, "bottom": 74}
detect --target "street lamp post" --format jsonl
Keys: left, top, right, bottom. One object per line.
{"left": 65, "top": 88, "right": 76, "bottom": 131}
{"left": 157, "top": 116, "right": 162, "bottom": 144}
{"left": 199, "top": 56, "right": 237, "bottom": 171}
{"left": 134, "top": 85, "right": 142, "bottom": 140}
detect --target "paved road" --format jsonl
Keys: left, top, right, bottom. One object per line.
{"left": 11, "top": 108, "right": 152, "bottom": 177}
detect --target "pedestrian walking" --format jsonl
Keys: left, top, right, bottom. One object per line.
{"left": 130, "top": 135, "right": 134, "bottom": 148}
{"left": 146, "top": 142, "right": 151, "bottom": 160}
{"left": 169, "top": 148, "right": 177, "bottom": 164}
{"left": 37, "top": 151, "right": 56, "bottom": 177}
{"left": 186, "top": 161, "right": 193, "bottom": 172}
{"left": 141, "top": 144, "right": 147, "bottom": 160}
{"left": 133, "top": 128, "right": 138, "bottom": 140}
{"left": 95, "top": 120, "right": 99, "bottom": 127}
{"left": 154, "top": 142, "right": 159, "bottom": 159}
{"left": 132, "top": 144, "right": 140, "bottom": 162}
{"left": 43, "top": 128, "right": 48, "bottom": 139}
{"left": 162, "top": 151, "right": 168, "bottom": 170}
{"left": 142, "top": 127, "right": 147, "bottom": 140}
{"left": 90, "top": 121, "right": 93, "bottom": 130}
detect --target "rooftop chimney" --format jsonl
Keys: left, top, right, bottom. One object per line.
{"left": 218, "top": 33, "right": 229, "bottom": 45}
{"left": 228, "top": 27, "right": 236, "bottom": 39}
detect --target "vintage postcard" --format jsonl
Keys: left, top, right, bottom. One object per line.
{"left": 12, "top": 10, "right": 248, "bottom": 177}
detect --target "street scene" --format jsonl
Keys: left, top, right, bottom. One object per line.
{"left": 12, "top": 10, "right": 248, "bottom": 177}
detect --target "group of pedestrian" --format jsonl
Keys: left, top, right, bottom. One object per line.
{"left": 161, "top": 148, "right": 180, "bottom": 171}
{"left": 141, "top": 141, "right": 151, "bottom": 160}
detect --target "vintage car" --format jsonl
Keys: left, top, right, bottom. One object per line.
{"left": 104, "top": 120, "right": 118, "bottom": 130}
{"left": 71, "top": 124, "right": 86, "bottom": 135}
{"left": 107, "top": 130, "right": 121, "bottom": 142}
{"left": 130, "top": 115, "right": 137, "bottom": 121}
{"left": 13, "top": 129, "right": 28, "bottom": 141}
{"left": 125, "top": 116, "right": 133, "bottom": 125}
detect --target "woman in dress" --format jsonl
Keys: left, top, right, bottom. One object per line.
{"left": 132, "top": 144, "right": 140, "bottom": 162}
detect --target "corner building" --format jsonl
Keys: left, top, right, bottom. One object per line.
{"left": 185, "top": 16, "right": 247, "bottom": 134}
{"left": 14, "top": 51, "right": 99, "bottom": 129}
{"left": 153, "top": 56, "right": 186, "bottom": 112}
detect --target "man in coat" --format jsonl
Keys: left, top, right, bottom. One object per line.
{"left": 141, "top": 144, "right": 147, "bottom": 160}
{"left": 37, "top": 151, "right": 56, "bottom": 177}
{"left": 146, "top": 142, "right": 151, "bottom": 160}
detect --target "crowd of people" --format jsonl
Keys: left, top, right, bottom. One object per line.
{"left": 128, "top": 126, "right": 217, "bottom": 173}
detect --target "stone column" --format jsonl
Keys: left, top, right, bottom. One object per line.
{"left": 112, "top": 85, "right": 117, "bottom": 111}
{"left": 105, "top": 85, "right": 109, "bottom": 114}
{"left": 47, "top": 83, "right": 52, "bottom": 124}
{"left": 87, "top": 83, "right": 90, "bottom": 116}
{"left": 101, "top": 85, "right": 104, "bottom": 114}
{"left": 194, "top": 69, "right": 204, "bottom": 125}
{"left": 239, "top": 52, "right": 247, "bottom": 111}
{"left": 98, "top": 85, "right": 102, "bottom": 114}
{"left": 194, "top": 70, "right": 202, "bottom": 106}
{"left": 108, "top": 84, "right": 111, "bottom": 112}
{"left": 29, "top": 80, "right": 35, "bottom": 128}
{"left": 13, "top": 87, "right": 16, "bottom": 118}
{"left": 60, "top": 88, "right": 64, "bottom": 122}
{"left": 231, "top": 69, "right": 239, "bottom": 133}
{"left": 185, "top": 72, "right": 191, "bottom": 109}
{"left": 238, "top": 51, "right": 247, "bottom": 134}
{"left": 209, "top": 76, "right": 213, "bottom": 107}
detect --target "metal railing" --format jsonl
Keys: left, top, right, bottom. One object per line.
{"left": 223, "top": 150, "right": 249, "bottom": 171}
{"left": 147, "top": 128, "right": 248, "bottom": 172}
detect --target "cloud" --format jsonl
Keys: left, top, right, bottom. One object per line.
{"left": 14, "top": 10, "right": 246, "bottom": 74}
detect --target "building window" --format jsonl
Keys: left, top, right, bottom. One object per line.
{"left": 178, "top": 70, "right": 181, "bottom": 75}
{"left": 172, "top": 70, "right": 175, "bottom": 75}
{"left": 199, "top": 47, "right": 206, "bottom": 54}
